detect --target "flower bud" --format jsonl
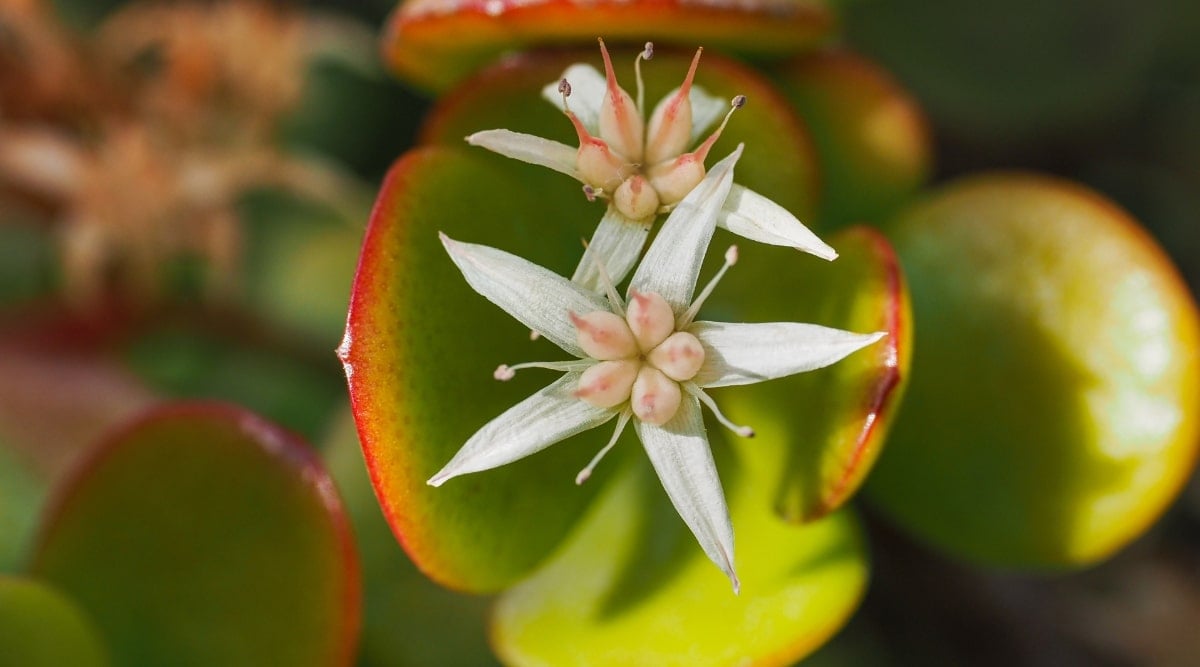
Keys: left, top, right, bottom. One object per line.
{"left": 648, "top": 154, "right": 706, "bottom": 206}
{"left": 647, "top": 331, "right": 705, "bottom": 381}
{"left": 571, "top": 310, "right": 638, "bottom": 360}
{"left": 613, "top": 175, "right": 660, "bottom": 221}
{"left": 625, "top": 290, "right": 675, "bottom": 352}
{"left": 576, "top": 360, "right": 639, "bottom": 409}
{"left": 631, "top": 366, "right": 682, "bottom": 425}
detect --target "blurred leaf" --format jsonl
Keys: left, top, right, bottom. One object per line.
{"left": 0, "top": 575, "right": 109, "bottom": 667}
{"left": 240, "top": 191, "right": 365, "bottom": 345}
{"left": 845, "top": 0, "right": 1165, "bottom": 154}
{"left": 771, "top": 50, "right": 932, "bottom": 228}
{"left": 867, "top": 173, "right": 1200, "bottom": 567}
{"left": 381, "top": 0, "right": 837, "bottom": 91}
{"left": 0, "top": 441, "right": 43, "bottom": 573}
{"left": 492, "top": 445, "right": 869, "bottom": 667}
{"left": 31, "top": 403, "right": 361, "bottom": 667}
{"left": 123, "top": 323, "right": 344, "bottom": 442}
{"left": 0, "top": 222, "right": 56, "bottom": 307}
{"left": 323, "top": 408, "right": 501, "bottom": 667}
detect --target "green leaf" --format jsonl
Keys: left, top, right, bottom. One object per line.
{"left": 0, "top": 575, "right": 110, "bottom": 667}
{"left": 0, "top": 441, "right": 43, "bottom": 573}
{"left": 323, "top": 408, "right": 501, "bottom": 667}
{"left": 711, "top": 226, "right": 911, "bottom": 522}
{"left": 31, "top": 403, "right": 360, "bottom": 667}
{"left": 771, "top": 51, "right": 932, "bottom": 229}
{"left": 866, "top": 173, "right": 1200, "bottom": 567}
{"left": 492, "top": 444, "right": 869, "bottom": 667}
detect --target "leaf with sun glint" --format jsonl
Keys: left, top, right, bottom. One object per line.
{"left": 492, "top": 441, "right": 869, "bottom": 667}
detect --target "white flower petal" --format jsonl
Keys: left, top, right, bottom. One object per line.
{"left": 635, "top": 396, "right": 739, "bottom": 592}
{"left": 718, "top": 184, "right": 838, "bottom": 260}
{"left": 690, "top": 321, "right": 886, "bottom": 388}
{"left": 428, "top": 373, "right": 616, "bottom": 486}
{"left": 571, "top": 207, "right": 652, "bottom": 292}
{"left": 440, "top": 233, "right": 611, "bottom": 358}
{"left": 466, "top": 129, "right": 581, "bottom": 181}
{"left": 628, "top": 145, "right": 742, "bottom": 314}
{"left": 541, "top": 63, "right": 607, "bottom": 136}
{"left": 688, "top": 84, "right": 727, "bottom": 145}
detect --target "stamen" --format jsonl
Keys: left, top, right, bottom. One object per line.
{"left": 635, "top": 41, "right": 654, "bottom": 115}
{"left": 581, "top": 237, "right": 626, "bottom": 316}
{"left": 582, "top": 184, "right": 599, "bottom": 202}
{"left": 576, "top": 410, "right": 632, "bottom": 485}
{"left": 559, "top": 78, "right": 572, "bottom": 100}
{"left": 679, "top": 245, "right": 738, "bottom": 328}
{"left": 493, "top": 360, "right": 590, "bottom": 380}
{"left": 690, "top": 94, "right": 746, "bottom": 163}
{"left": 684, "top": 383, "right": 755, "bottom": 438}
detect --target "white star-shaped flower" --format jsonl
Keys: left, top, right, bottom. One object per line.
{"left": 466, "top": 39, "right": 836, "bottom": 295}
{"left": 429, "top": 147, "right": 885, "bottom": 592}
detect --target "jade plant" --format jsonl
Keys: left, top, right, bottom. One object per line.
{"left": 1, "top": 0, "right": 1198, "bottom": 665}
{"left": 340, "top": 0, "right": 1200, "bottom": 664}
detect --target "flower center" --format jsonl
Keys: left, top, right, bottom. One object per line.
{"left": 560, "top": 40, "right": 745, "bottom": 221}
{"left": 572, "top": 290, "right": 704, "bottom": 425}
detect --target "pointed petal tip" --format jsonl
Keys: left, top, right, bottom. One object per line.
{"left": 731, "top": 572, "right": 741, "bottom": 595}
{"left": 427, "top": 472, "right": 450, "bottom": 487}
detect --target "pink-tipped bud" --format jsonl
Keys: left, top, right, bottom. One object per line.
{"left": 597, "top": 38, "right": 644, "bottom": 162}
{"left": 570, "top": 310, "right": 638, "bottom": 360}
{"left": 613, "top": 175, "right": 660, "bottom": 221}
{"left": 647, "top": 331, "right": 705, "bottom": 381}
{"left": 647, "top": 154, "right": 706, "bottom": 206}
{"left": 576, "top": 138, "right": 626, "bottom": 193}
{"left": 625, "top": 290, "right": 676, "bottom": 352}
{"left": 576, "top": 359, "right": 639, "bottom": 409}
{"left": 631, "top": 366, "right": 682, "bottom": 425}
{"left": 644, "top": 47, "right": 702, "bottom": 166}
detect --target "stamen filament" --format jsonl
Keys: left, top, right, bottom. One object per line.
{"left": 494, "top": 360, "right": 591, "bottom": 380}
{"left": 691, "top": 94, "right": 746, "bottom": 163}
{"left": 635, "top": 42, "right": 654, "bottom": 116}
{"left": 581, "top": 237, "right": 626, "bottom": 316}
{"left": 576, "top": 410, "right": 632, "bottom": 484}
{"left": 679, "top": 245, "right": 738, "bottom": 327}
{"left": 684, "top": 383, "right": 755, "bottom": 438}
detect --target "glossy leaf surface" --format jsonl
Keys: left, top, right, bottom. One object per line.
{"left": 383, "top": 0, "right": 837, "bottom": 91}
{"left": 31, "top": 403, "right": 360, "bottom": 667}
{"left": 493, "top": 440, "right": 869, "bottom": 667}
{"left": 714, "top": 226, "right": 910, "bottom": 522}
{"left": 323, "top": 408, "right": 500, "bottom": 666}
{"left": 867, "top": 174, "right": 1200, "bottom": 567}
{"left": 344, "top": 46, "right": 831, "bottom": 594}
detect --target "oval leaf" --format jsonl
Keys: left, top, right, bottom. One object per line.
{"left": 345, "top": 46, "right": 827, "bottom": 593}
{"left": 31, "top": 402, "right": 361, "bottom": 666}
{"left": 383, "top": 0, "right": 837, "bottom": 91}
{"left": 711, "top": 226, "right": 911, "bottom": 522}
{"left": 771, "top": 50, "right": 932, "bottom": 228}
{"left": 492, "top": 440, "right": 869, "bottom": 667}
{"left": 867, "top": 173, "right": 1200, "bottom": 567}
{"left": 0, "top": 575, "right": 109, "bottom": 667}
